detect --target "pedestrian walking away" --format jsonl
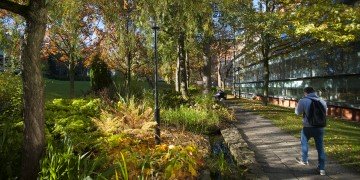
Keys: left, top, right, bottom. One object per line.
{"left": 295, "top": 87, "right": 327, "bottom": 176}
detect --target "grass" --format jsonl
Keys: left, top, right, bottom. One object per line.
{"left": 45, "top": 78, "right": 90, "bottom": 100}
{"left": 235, "top": 98, "right": 360, "bottom": 172}
{"left": 162, "top": 105, "right": 221, "bottom": 134}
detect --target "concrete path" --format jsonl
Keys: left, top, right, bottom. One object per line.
{"left": 225, "top": 101, "right": 360, "bottom": 180}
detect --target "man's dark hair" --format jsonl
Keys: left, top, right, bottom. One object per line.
{"left": 304, "top": 87, "right": 315, "bottom": 94}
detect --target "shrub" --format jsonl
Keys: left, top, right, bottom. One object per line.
{"left": 89, "top": 54, "right": 112, "bottom": 93}
{"left": 162, "top": 105, "right": 220, "bottom": 134}
{"left": 188, "top": 85, "right": 201, "bottom": 95}
{"left": 41, "top": 98, "right": 115, "bottom": 179}
{"left": 45, "top": 98, "right": 101, "bottom": 152}
{"left": 93, "top": 97, "right": 155, "bottom": 137}
{"left": 161, "top": 93, "right": 234, "bottom": 134}
{"left": 0, "top": 73, "right": 23, "bottom": 179}
{"left": 192, "top": 94, "right": 234, "bottom": 122}
{"left": 128, "top": 77, "right": 152, "bottom": 101}
{"left": 109, "top": 140, "right": 202, "bottom": 179}
{"left": 39, "top": 137, "right": 106, "bottom": 180}
{"left": 161, "top": 90, "right": 188, "bottom": 109}
{"left": 0, "top": 120, "right": 23, "bottom": 179}
{"left": 0, "top": 72, "right": 22, "bottom": 119}
{"left": 92, "top": 97, "right": 205, "bottom": 179}
{"left": 149, "top": 144, "right": 201, "bottom": 179}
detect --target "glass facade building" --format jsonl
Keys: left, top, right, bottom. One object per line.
{"left": 233, "top": 42, "right": 360, "bottom": 109}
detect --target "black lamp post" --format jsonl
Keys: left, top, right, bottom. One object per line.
{"left": 152, "top": 24, "right": 161, "bottom": 145}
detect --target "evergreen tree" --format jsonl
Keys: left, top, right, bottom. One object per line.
{"left": 90, "top": 54, "right": 112, "bottom": 93}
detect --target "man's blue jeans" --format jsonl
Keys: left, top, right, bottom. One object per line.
{"left": 301, "top": 127, "right": 326, "bottom": 170}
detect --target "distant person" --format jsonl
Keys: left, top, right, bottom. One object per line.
{"left": 295, "top": 87, "right": 327, "bottom": 176}
{"left": 215, "top": 89, "right": 226, "bottom": 101}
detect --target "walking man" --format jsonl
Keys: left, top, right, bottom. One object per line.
{"left": 295, "top": 87, "right": 327, "bottom": 176}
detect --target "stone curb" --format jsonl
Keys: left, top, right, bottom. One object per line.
{"left": 221, "top": 128, "right": 255, "bottom": 166}
{"left": 221, "top": 127, "right": 268, "bottom": 179}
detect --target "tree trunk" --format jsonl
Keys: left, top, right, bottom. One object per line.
{"left": 263, "top": 57, "right": 269, "bottom": 106}
{"left": 223, "top": 57, "right": 227, "bottom": 89}
{"left": 126, "top": 51, "right": 131, "bottom": 100}
{"left": 202, "top": 41, "right": 212, "bottom": 94}
{"left": 126, "top": 16, "right": 131, "bottom": 101}
{"left": 261, "top": 32, "right": 271, "bottom": 106}
{"left": 175, "top": 56, "right": 180, "bottom": 92}
{"left": 186, "top": 50, "right": 190, "bottom": 89}
{"left": 217, "top": 59, "right": 222, "bottom": 88}
{"left": 146, "top": 75, "right": 153, "bottom": 89}
{"left": 0, "top": 1, "right": 47, "bottom": 178}
{"left": 21, "top": 2, "right": 47, "bottom": 180}
{"left": 178, "top": 32, "right": 188, "bottom": 100}
{"left": 69, "top": 58, "right": 75, "bottom": 98}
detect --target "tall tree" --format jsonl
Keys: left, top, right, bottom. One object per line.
{"left": 0, "top": 0, "right": 47, "bottom": 179}
{"left": 292, "top": 0, "right": 360, "bottom": 44}
{"left": 195, "top": 4, "right": 215, "bottom": 94}
{"left": 0, "top": 13, "right": 24, "bottom": 71}
{"left": 221, "top": 0, "right": 360, "bottom": 105}
{"left": 94, "top": 0, "right": 140, "bottom": 100}
{"left": 138, "top": 0, "right": 221, "bottom": 99}
{"left": 44, "top": 0, "right": 100, "bottom": 98}
{"left": 198, "top": 2, "right": 237, "bottom": 94}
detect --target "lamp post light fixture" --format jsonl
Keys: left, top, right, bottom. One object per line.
{"left": 152, "top": 23, "right": 161, "bottom": 145}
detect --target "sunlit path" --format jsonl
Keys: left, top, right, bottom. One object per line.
{"left": 226, "top": 100, "right": 360, "bottom": 179}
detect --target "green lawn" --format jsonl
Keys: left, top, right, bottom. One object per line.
{"left": 235, "top": 98, "right": 360, "bottom": 171}
{"left": 45, "top": 78, "right": 90, "bottom": 100}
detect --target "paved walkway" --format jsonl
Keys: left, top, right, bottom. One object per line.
{"left": 225, "top": 101, "right": 360, "bottom": 180}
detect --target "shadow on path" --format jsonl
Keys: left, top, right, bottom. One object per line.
{"left": 224, "top": 100, "right": 360, "bottom": 180}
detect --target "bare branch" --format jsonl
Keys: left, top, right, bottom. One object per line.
{"left": 0, "top": 0, "right": 28, "bottom": 17}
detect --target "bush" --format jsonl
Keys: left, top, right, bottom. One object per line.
{"left": 161, "top": 90, "right": 188, "bottom": 109}
{"left": 143, "top": 89, "right": 187, "bottom": 109}
{"left": 45, "top": 98, "right": 101, "bottom": 152}
{"left": 188, "top": 85, "right": 201, "bottom": 95}
{"left": 0, "top": 72, "right": 22, "bottom": 119}
{"left": 162, "top": 105, "right": 220, "bottom": 134}
{"left": 92, "top": 98, "right": 205, "bottom": 179}
{"left": 161, "top": 93, "right": 234, "bottom": 134}
{"left": 93, "top": 97, "right": 154, "bottom": 136}
{"left": 107, "top": 138, "right": 202, "bottom": 179}
{"left": 0, "top": 73, "right": 23, "bottom": 179}
{"left": 40, "top": 98, "right": 113, "bottom": 179}
{"left": 39, "top": 137, "right": 107, "bottom": 180}
{"left": 192, "top": 94, "right": 234, "bottom": 122}
{"left": 89, "top": 54, "right": 112, "bottom": 93}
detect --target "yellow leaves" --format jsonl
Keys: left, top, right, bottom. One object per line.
{"left": 109, "top": 141, "right": 202, "bottom": 179}
{"left": 185, "top": 145, "right": 196, "bottom": 154}
{"left": 160, "top": 144, "right": 201, "bottom": 179}
{"left": 294, "top": 20, "right": 358, "bottom": 44}
{"left": 344, "top": 23, "right": 360, "bottom": 32}
{"left": 296, "top": 23, "right": 314, "bottom": 34}
{"left": 188, "top": 164, "right": 197, "bottom": 176}
{"left": 92, "top": 97, "right": 210, "bottom": 179}
{"left": 156, "top": 144, "right": 168, "bottom": 152}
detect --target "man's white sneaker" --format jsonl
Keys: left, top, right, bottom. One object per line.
{"left": 320, "top": 170, "right": 326, "bottom": 176}
{"left": 296, "top": 157, "right": 308, "bottom": 165}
